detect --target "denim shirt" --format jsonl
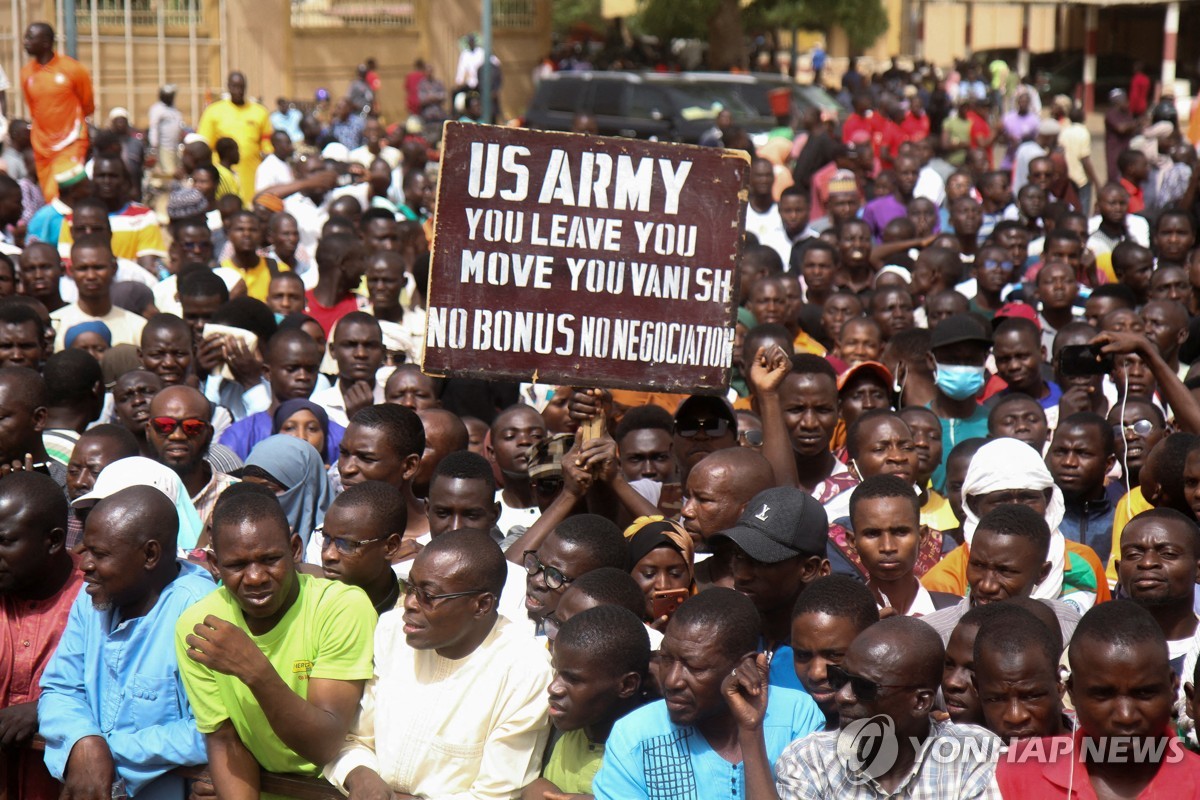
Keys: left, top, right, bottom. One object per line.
{"left": 39, "top": 561, "right": 215, "bottom": 800}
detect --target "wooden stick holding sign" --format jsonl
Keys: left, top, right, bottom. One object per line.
{"left": 421, "top": 123, "right": 751, "bottom": 451}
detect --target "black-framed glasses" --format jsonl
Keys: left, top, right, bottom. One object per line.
{"left": 523, "top": 550, "right": 574, "bottom": 590}
{"left": 399, "top": 577, "right": 488, "bottom": 609}
{"left": 543, "top": 613, "right": 563, "bottom": 641}
{"left": 318, "top": 528, "right": 386, "bottom": 555}
{"left": 826, "top": 664, "right": 922, "bottom": 703}
{"left": 676, "top": 418, "right": 730, "bottom": 439}
{"left": 1114, "top": 419, "right": 1155, "bottom": 438}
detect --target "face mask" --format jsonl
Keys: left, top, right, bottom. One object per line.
{"left": 934, "top": 362, "right": 985, "bottom": 401}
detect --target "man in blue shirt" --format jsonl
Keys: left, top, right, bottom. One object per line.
{"left": 39, "top": 485, "right": 214, "bottom": 800}
{"left": 593, "top": 589, "right": 824, "bottom": 800}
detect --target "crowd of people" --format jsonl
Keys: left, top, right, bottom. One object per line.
{"left": 6, "top": 16, "right": 1200, "bottom": 800}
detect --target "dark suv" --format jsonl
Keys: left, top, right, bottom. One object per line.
{"left": 524, "top": 71, "right": 766, "bottom": 143}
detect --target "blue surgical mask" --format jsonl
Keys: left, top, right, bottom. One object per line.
{"left": 934, "top": 362, "right": 985, "bottom": 401}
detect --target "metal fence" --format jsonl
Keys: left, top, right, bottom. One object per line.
{"left": 291, "top": 0, "right": 416, "bottom": 28}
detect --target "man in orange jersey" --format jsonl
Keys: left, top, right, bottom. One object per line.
{"left": 20, "top": 23, "right": 93, "bottom": 201}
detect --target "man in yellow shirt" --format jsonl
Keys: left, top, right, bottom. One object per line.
{"left": 197, "top": 72, "right": 272, "bottom": 205}
{"left": 221, "top": 210, "right": 286, "bottom": 301}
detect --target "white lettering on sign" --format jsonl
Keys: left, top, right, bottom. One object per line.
{"left": 467, "top": 141, "right": 693, "bottom": 216}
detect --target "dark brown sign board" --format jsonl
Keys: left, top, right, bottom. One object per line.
{"left": 421, "top": 122, "right": 751, "bottom": 394}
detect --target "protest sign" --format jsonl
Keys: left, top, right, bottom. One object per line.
{"left": 422, "top": 122, "right": 751, "bottom": 394}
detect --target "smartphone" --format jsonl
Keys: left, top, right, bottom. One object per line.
{"left": 651, "top": 588, "right": 690, "bottom": 620}
{"left": 1057, "top": 344, "right": 1113, "bottom": 376}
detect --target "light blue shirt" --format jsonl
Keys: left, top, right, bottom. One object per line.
{"left": 203, "top": 375, "right": 271, "bottom": 421}
{"left": 593, "top": 688, "right": 824, "bottom": 800}
{"left": 39, "top": 560, "right": 215, "bottom": 800}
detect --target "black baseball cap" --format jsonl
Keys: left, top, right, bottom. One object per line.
{"left": 930, "top": 312, "right": 992, "bottom": 350}
{"left": 709, "top": 487, "right": 829, "bottom": 563}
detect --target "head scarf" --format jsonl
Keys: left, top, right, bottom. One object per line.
{"left": 73, "top": 456, "right": 205, "bottom": 551}
{"left": 960, "top": 437, "right": 1066, "bottom": 602}
{"left": 64, "top": 320, "right": 112, "bottom": 350}
{"left": 244, "top": 434, "right": 333, "bottom": 549}
{"left": 272, "top": 398, "right": 338, "bottom": 464}
{"left": 623, "top": 515, "right": 697, "bottom": 592}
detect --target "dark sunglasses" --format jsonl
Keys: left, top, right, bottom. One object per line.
{"left": 739, "top": 429, "right": 764, "bottom": 447}
{"left": 149, "top": 416, "right": 209, "bottom": 437}
{"left": 676, "top": 418, "right": 730, "bottom": 439}
{"left": 826, "top": 664, "right": 921, "bottom": 703}
{"left": 523, "top": 549, "right": 574, "bottom": 590}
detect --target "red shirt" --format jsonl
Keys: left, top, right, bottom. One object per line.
{"left": 877, "top": 118, "right": 906, "bottom": 169}
{"left": 1, "top": 563, "right": 84, "bottom": 800}
{"left": 966, "top": 110, "right": 994, "bottom": 167}
{"left": 305, "top": 289, "right": 362, "bottom": 337}
{"left": 842, "top": 113, "right": 874, "bottom": 146}
{"left": 996, "top": 731, "right": 1200, "bottom": 799}
{"left": 901, "top": 111, "right": 931, "bottom": 142}
{"left": 1121, "top": 176, "right": 1146, "bottom": 214}
{"left": 1130, "top": 72, "right": 1152, "bottom": 116}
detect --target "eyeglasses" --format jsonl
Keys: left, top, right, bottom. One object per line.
{"left": 523, "top": 550, "right": 574, "bottom": 590}
{"left": 739, "top": 429, "right": 764, "bottom": 447}
{"left": 826, "top": 664, "right": 922, "bottom": 703}
{"left": 148, "top": 416, "right": 210, "bottom": 437}
{"left": 318, "top": 529, "right": 386, "bottom": 555}
{"left": 1114, "top": 419, "right": 1155, "bottom": 437}
{"left": 399, "top": 577, "right": 488, "bottom": 609}
{"left": 676, "top": 418, "right": 730, "bottom": 439}
{"left": 543, "top": 614, "right": 563, "bottom": 641}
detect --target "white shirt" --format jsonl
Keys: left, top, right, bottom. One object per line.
{"left": 455, "top": 46, "right": 487, "bottom": 88}
{"left": 152, "top": 266, "right": 244, "bottom": 317}
{"left": 876, "top": 582, "right": 937, "bottom": 617}
{"left": 349, "top": 145, "right": 402, "bottom": 170}
{"left": 914, "top": 165, "right": 946, "bottom": 206}
{"left": 254, "top": 153, "right": 294, "bottom": 193}
{"left": 325, "top": 615, "right": 552, "bottom": 797}
{"left": 309, "top": 366, "right": 393, "bottom": 428}
{"left": 744, "top": 203, "right": 780, "bottom": 243}
{"left": 58, "top": 257, "right": 157, "bottom": 304}
{"left": 1087, "top": 213, "right": 1151, "bottom": 255}
{"left": 50, "top": 303, "right": 146, "bottom": 351}
{"left": 496, "top": 488, "right": 541, "bottom": 539}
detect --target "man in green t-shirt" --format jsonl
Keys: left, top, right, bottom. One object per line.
{"left": 176, "top": 486, "right": 376, "bottom": 798}
{"left": 522, "top": 605, "right": 650, "bottom": 798}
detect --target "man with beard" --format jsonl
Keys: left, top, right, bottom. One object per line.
{"left": 39, "top": 486, "right": 212, "bottom": 800}
{"left": 146, "top": 385, "right": 237, "bottom": 528}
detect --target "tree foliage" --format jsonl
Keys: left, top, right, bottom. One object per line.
{"left": 637, "top": 0, "right": 889, "bottom": 58}
{"left": 552, "top": 0, "right": 606, "bottom": 36}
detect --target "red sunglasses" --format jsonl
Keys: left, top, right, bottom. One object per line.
{"left": 149, "top": 416, "right": 209, "bottom": 437}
